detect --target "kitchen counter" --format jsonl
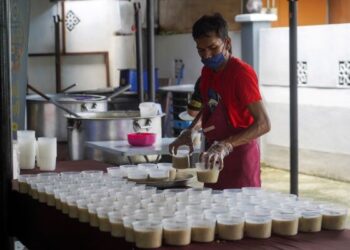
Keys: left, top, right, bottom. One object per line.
{"left": 11, "top": 160, "right": 350, "bottom": 250}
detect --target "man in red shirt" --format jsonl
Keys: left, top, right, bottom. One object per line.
{"left": 169, "top": 13, "right": 271, "bottom": 189}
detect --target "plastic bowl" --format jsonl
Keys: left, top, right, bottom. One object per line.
{"left": 127, "top": 133, "right": 156, "bottom": 147}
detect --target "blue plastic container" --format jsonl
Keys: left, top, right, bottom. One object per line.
{"left": 120, "top": 69, "right": 159, "bottom": 92}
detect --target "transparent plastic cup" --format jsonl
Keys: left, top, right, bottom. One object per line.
{"left": 172, "top": 149, "right": 190, "bottom": 169}
{"left": 67, "top": 195, "right": 80, "bottom": 219}
{"left": 272, "top": 209, "right": 299, "bottom": 236}
{"left": 108, "top": 211, "right": 125, "bottom": 237}
{"left": 163, "top": 217, "right": 191, "bottom": 246}
{"left": 148, "top": 169, "right": 169, "bottom": 181}
{"left": 127, "top": 169, "right": 148, "bottom": 182}
{"left": 97, "top": 207, "right": 114, "bottom": 232}
{"left": 245, "top": 211, "right": 272, "bottom": 239}
{"left": 17, "top": 130, "right": 36, "bottom": 169}
{"left": 18, "top": 174, "right": 36, "bottom": 194}
{"left": 120, "top": 164, "right": 138, "bottom": 177}
{"left": 321, "top": 204, "right": 348, "bottom": 230}
{"left": 106, "top": 167, "right": 123, "bottom": 177}
{"left": 81, "top": 170, "right": 103, "bottom": 178}
{"left": 190, "top": 217, "right": 216, "bottom": 243}
{"left": 157, "top": 163, "right": 176, "bottom": 180}
{"left": 87, "top": 203, "right": 100, "bottom": 227}
{"left": 132, "top": 220, "right": 163, "bottom": 248}
{"left": 37, "top": 137, "right": 57, "bottom": 171}
{"left": 77, "top": 199, "right": 90, "bottom": 223}
{"left": 195, "top": 162, "right": 220, "bottom": 183}
{"left": 217, "top": 214, "right": 245, "bottom": 240}
{"left": 299, "top": 207, "right": 322, "bottom": 233}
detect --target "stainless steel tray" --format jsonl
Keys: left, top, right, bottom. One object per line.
{"left": 133, "top": 172, "right": 195, "bottom": 188}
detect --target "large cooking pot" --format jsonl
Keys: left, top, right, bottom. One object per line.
{"left": 26, "top": 94, "right": 108, "bottom": 141}
{"left": 66, "top": 111, "right": 164, "bottom": 164}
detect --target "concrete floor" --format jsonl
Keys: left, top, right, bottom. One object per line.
{"left": 261, "top": 165, "right": 350, "bottom": 228}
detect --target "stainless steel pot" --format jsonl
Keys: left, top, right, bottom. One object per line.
{"left": 66, "top": 111, "right": 163, "bottom": 164}
{"left": 26, "top": 94, "right": 108, "bottom": 141}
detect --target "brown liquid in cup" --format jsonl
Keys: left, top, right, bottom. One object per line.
{"left": 272, "top": 219, "right": 298, "bottom": 236}
{"left": 172, "top": 156, "right": 190, "bottom": 169}
{"left": 196, "top": 170, "right": 219, "bottom": 183}
{"left": 38, "top": 192, "right": 47, "bottom": 203}
{"left": 164, "top": 228, "right": 191, "bottom": 246}
{"left": 89, "top": 212, "right": 99, "bottom": 227}
{"left": 299, "top": 216, "right": 322, "bottom": 232}
{"left": 134, "top": 228, "right": 163, "bottom": 249}
{"left": 111, "top": 222, "right": 125, "bottom": 237}
{"left": 124, "top": 226, "right": 135, "bottom": 242}
{"left": 68, "top": 205, "right": 79, "bottom": 218}
{"left": 46, "top": 194, "right": 55, "bottom": 206}
{"left": 245, "top": 221, "right": 272, "bottom": 239}
{"left": 98, "top": 217, "right": 111, "bottom": 232}
{"left": 55, "top": 198, "right": 62, "bottom": 210}
{"left": 191, "top": 226, "right": 215, "bottom": 242}
{"left": 18, "top": 182, "right": 29, "bottom": 194}
{"left": 322, "top": 214, "right": 347, "bottom": 230}
{"left": 217, "top": 222, "right": 244, "bottom": 240}
{"left": 61, "top": 202, "right": 69, "bottom": 214}
{"left": 32, "top": 189, "right": 39, "bottom": 199}
{"left": 78, "top": 207, "right": 90, "bottom": 223}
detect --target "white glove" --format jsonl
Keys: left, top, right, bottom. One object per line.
{"left": 201, "top": 141, "right": 233, "bottom": 170}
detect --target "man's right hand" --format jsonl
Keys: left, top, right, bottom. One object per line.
{"left": 168, "top": 129, "right": 194, "bottom": 155}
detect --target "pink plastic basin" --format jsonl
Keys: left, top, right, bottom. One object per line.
{"left": 127, "top": 132, "right": 156, "bottom": 147}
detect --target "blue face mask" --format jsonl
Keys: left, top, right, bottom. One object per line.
{"left": 201, "top": 52, "right": 225, "bottom": 70}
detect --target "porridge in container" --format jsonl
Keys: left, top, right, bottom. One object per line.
{"left": 298, "top": 209, "right": 322, "bottom": 233}
{"left": 217, "top": 214, "right": 245, "bottom": 240}
{"left": 108, "top": 211, "right": 125, "bottom": 237}
{"left": 245, "top": 212, "right": 272, "bottom": 239}
{"left": 190, "top": 217, "right": 216, "bottom": 243}
{"left": 272, "top": 210, "right": 299, "bottom": 236}
{"left": 195, "top": 162, "right": 219, "bottom": 183}
{"left": 132, "top": 220, "right": 163, "bottom": 249}
{"left": 172, "top": 150, "right": 190, "bottom": 169}
{"left": 163, "top": 218, "right": 191, "bottom": 246}
{"left": 322, "top": 205, "right": 348, "bottom": 230}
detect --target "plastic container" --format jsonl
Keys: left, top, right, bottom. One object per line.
{"left": 163, "top": 217, "right": 191, "bottom": 246}
{"left": 128, "top": 132, "right": 156, "bottom": 147}
{"left": 127, "top": 169, "right": 148, "bottom": 182}
{"left": 195, "top": 162, "right": 220, "bottom": 183}
{"left": 119, "top": 164, "right": 137, "bottom": 177}
{"left": 108, "top": 211, "right": 125, "bottom": 237}
{"left": 322, "top": 205, "right": 348, "bottom": 230}
{"left": 148, "top": 169, "right": 169, "bottom": 181}
{"left": 272, "top": 210, "right": 299, "bottom": 236}
{"left": 133, "top": 220, "right": 163, "bottom": 249}
{"left": 245, "top": 212, "right": 272, "bottom": 239}
{"left": 157, "top": 163, "right": 176, "bottom": 180}
{"left": 172, "top": 149, "right": 190, "bottom": 169}
{"left": 217, "top": 214, "right": 245, "bottom": 240}
{"left": 190, "top": 217, "right": 216, "bottom": 243}
{"left": 106, "top": 167, "right": 123, "bottom": 177}
{"left": 298, "top": 208, "right": 322, "bottom": 233}
{"left": 77, "top": 199, "right": 90, "bottom": 223}
{"left": 97, "top": 207, "right": 113, "bottom": 232}
{"left": 139, "top": 102, "right": 159, "bottom": 117}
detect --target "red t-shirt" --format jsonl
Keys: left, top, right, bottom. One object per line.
{"left": 199, "top": 57, "right": 262, "bottom": 128}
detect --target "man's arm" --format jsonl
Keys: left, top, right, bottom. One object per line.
{"left": 222, "top": 100, "right": 270, "bottom": 147}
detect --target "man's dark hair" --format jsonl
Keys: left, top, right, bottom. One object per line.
{"left": 192, "top": 13, "right": 229, "bottom": 40}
